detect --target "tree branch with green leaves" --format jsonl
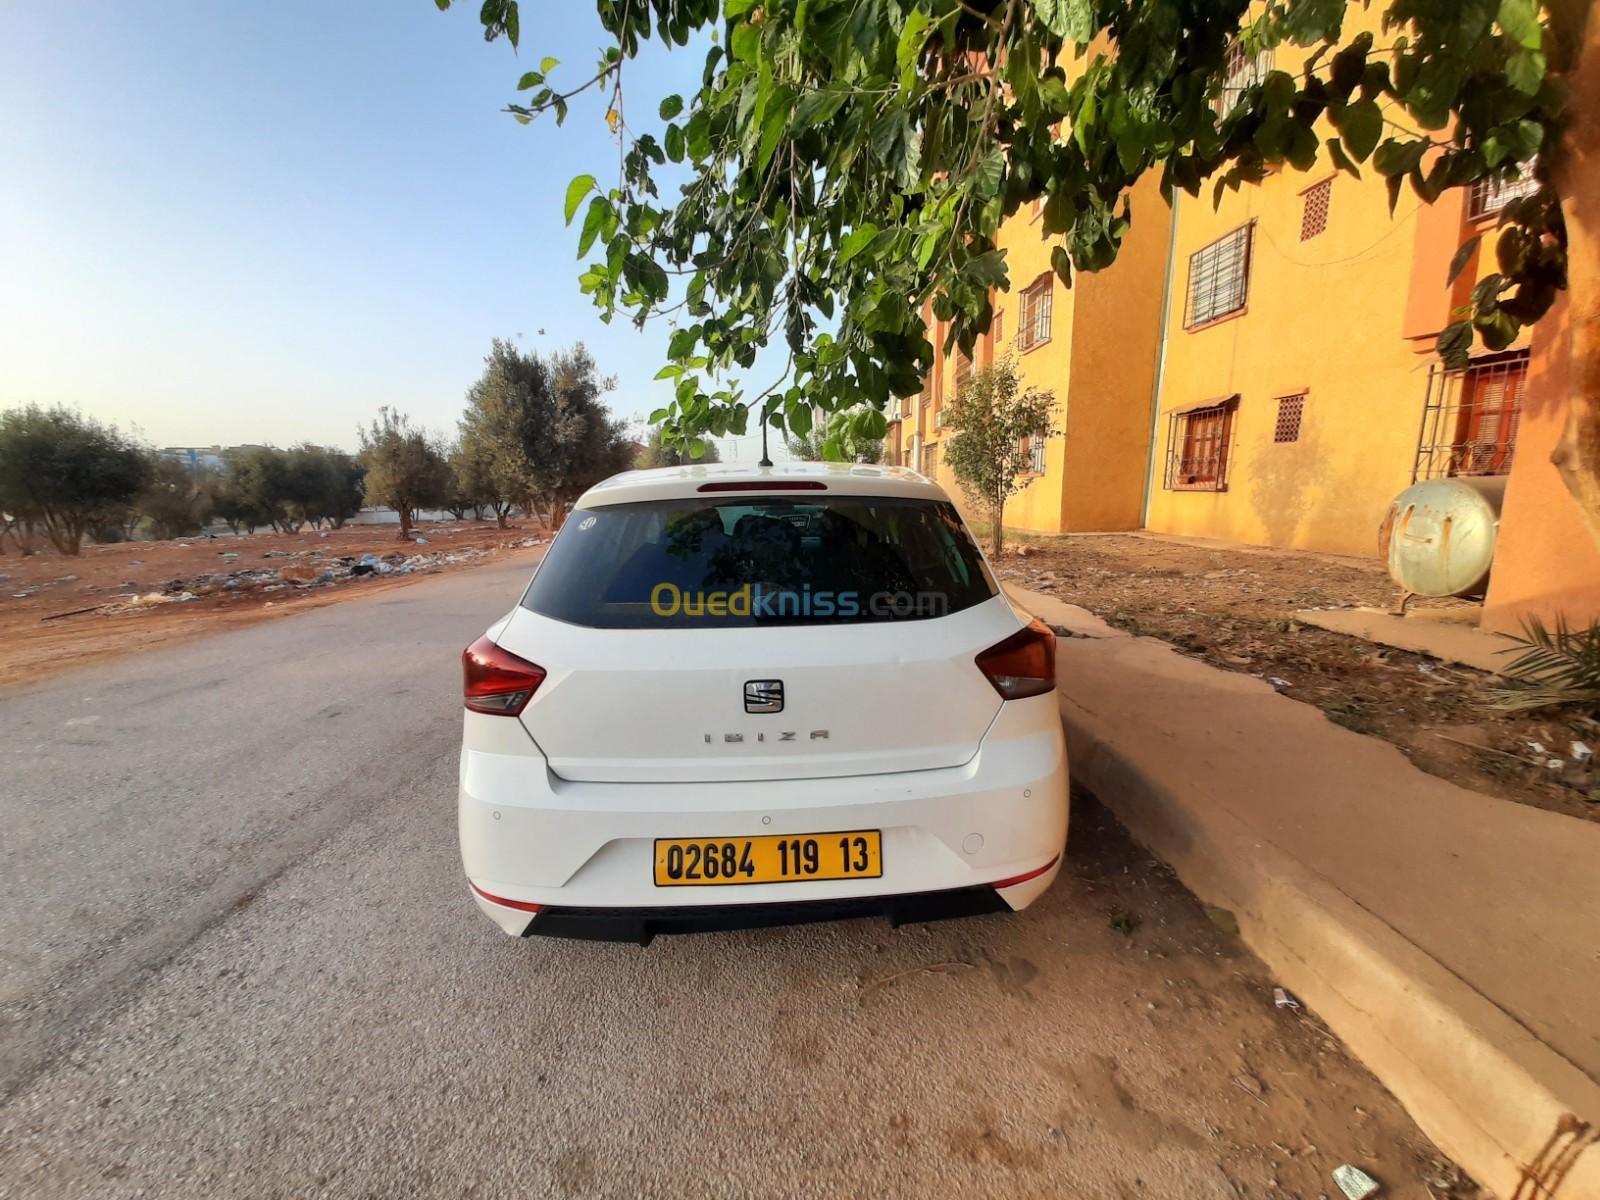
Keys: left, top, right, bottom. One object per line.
{"left": 441, "top": 0, "right": 1596, "bottom": 538}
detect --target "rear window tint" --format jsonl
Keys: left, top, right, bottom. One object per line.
{"left": 521, "top": 495, "right": 997, "bottom": 629}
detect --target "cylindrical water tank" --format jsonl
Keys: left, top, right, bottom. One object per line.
{"left": 1379, "top": 476, "right": 1506, "bottom": 598}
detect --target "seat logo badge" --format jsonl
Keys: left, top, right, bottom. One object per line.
{"left": 744, "top": 679, "right": 784, "bottom": 714}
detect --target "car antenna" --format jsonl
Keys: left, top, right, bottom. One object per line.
{"left": 758, "top": 404, "right": 773, "bottom": 468}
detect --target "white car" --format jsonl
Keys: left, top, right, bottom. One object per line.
{"left": 459, "top": 462, "right": 1068, "bottom": 944}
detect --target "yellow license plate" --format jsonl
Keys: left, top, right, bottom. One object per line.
{"left": 653, "top": 830, "right": 882, "bottom": 887}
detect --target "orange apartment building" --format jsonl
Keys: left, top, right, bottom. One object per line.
{"left": 893, "top": 27, "right": 1600, "bottom": 634}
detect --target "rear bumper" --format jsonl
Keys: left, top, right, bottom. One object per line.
{"left": 515, "top": 884, "right": 1015, "bottom": 946}
{"left": 459, "top": 694, "right": 1068, "bottom": 937}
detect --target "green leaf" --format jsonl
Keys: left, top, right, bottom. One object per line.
{"left": 665, "top": 123, "right": 686, "bottom": 163}
{"left": 1373, "top": 138, "right": 1426, "bottom": 178}
{"left": 839, "top": 223, "right": 879, "bottom": 265}
{"left": 1050, "top": 245, "right": 1073, "bottom": 288}
{"left": 1326, "top": 137, "right": 1360, "bottom": 179}
{"left": 896, "top": 9, "right": 932, "bottom": 91}
{"left": 1447, "top": 234, "right": 1481, "bottom": 286}
{"left": 516, "top": 71, "right": 543, "bottom": 91}
{"left": 971, "top": 149, "right": 1005, "bottom": 199}
{"left": 757, "top": 97, "right": 787, "bottom": 171}
{"left": 1035, "top": 0, "right": 1094, "bottom": 42}
{"left": 659, "top": 94, "right": 684, "bottom": 120}
{"left": 577, "top": 195, "right": 609, "bottom": 258}
{"left": 539, "top": 55, "right": 559, "bottom": 74}
{"left": 1497, "top": 0, "right": 1542, "bottom": 49}
{"left": 1505, "top": 47, "right": 1546, "bottom": 95}
{"left": 563, "top": 174, "right": 596, "bottom": 224}
{"left": 1334, "top": 97, "right": 1382, "bottom": 162}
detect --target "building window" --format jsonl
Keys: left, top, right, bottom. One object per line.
{"left": 991, "top": 308, "right": 1005, "bottom": 356}
{"left": 920, "top": 442, "right": 939, "bottom": 479}
{"left": 954, "top": 345, "right": 973, "bottom": 392}
{"left": 1414, "top": 351, "right": 1528, "bottom": 480}
{"left": 1214, "top": 41, "right": 1272, "bottom": 115}
{"left": 1184, "top": 224, "right": 1253, "bottom": 329}
{"left": 1024, "top": 433, "right": 1047, "bottom": 475}
{"left": 1018, "top": 275, "right": 1053, "bottom": 351}
{"left": 1165, "top": 397, "right": 1239, "bottom": 491}
{"left": 1300, "top": 179, "right": 1331, "bottom": 241}
{"left": 1468, "top": 167, "right": 1539, "bottom": 221}
{"left": 1274, "top": 392, "right": 1306, "bottom": 443}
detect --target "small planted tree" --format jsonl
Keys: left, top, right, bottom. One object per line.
{"left": 358, "top": 408, "right": 450, "bottom": 540}
{"left": 942, "top": 356, "right": 1056, "bottom": 557}
{"left": 0, "top": 404, "right": 149, "bottom": 555}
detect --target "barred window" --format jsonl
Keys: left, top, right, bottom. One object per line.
{"left": 1300, "top": 179, "right": 1331, "bottom": 241}
{"left": 1274, "top": 392, "right": 1306, "bottom": 443}
{"left": 1027, "top": 433, "right": 1047, "bottom": 475}
{"left": 1165, "top": 397, "right": 1239, "bottom": 491}
{"left": 1415, "top": 351, "right": 1528, "bottom": 479}
{"left": 991, "top": 309, "right": 1005, "bottom": 356}
{"left": 1468, "top": 168, "right": 1539, "bottom": 221}
{"left": 954, "top": 346, "right": 973, "bottom": 392}
{"left": 1214, "top": 41, "right": 1272, "bottom": 116}
{"left": 920, "top": 442, "right": 940, "bottom": 479}
{"left": 1185, "top": 224, "right": 1253, "bottom": 329}
{"left": 1017, "top": 275, "right": 1053, "bottom": 351}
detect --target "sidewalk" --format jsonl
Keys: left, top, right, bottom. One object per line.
{"left": 1007, "top": 584, "right": 1600, "bottom": 1199}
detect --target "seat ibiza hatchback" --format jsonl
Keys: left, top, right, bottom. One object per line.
{"left": 459, "top": 462, "right": 1068, "bottom": 944}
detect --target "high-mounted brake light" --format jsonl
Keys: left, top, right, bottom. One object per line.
{"left": 975, "top": 618, "right": 1056, "bottom": 700}
{"left": 695, "top": 480, "right": 828, "bottom": 492}
{"left": 462, "top": 635, "right": 545, "bottom": 716}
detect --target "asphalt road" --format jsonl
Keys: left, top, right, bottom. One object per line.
{"left": 0, "top": 553, "right": 1452, "bottom": 1199}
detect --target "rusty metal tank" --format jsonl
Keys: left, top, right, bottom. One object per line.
{"left": 1378, "top": 477, "right": 1506, "bottom": 598}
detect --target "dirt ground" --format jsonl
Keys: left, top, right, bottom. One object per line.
{"left": 1057, "top": 789, "right": 1479, "bottom": 1198}
{"left": 0, "top": 519, "right": 547, "bottom": 689}
{"left": 994, "top": 532, "right": 1599, "bottom": 823}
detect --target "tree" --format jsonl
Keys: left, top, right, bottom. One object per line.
{"left": 282, "top": 444, "right": 364, "bottom": 530}
{"left": 214, "top": 447, "right": 284, "bottom": 534}
{"left": 786, "top": 407, "right": 885, "bottom": 464}
{"left": 0, "top": 405, "right": 149, "bottom": 555}
{"left": 534, "top": 345, "right": 636, "bottom": 526}
{"left": 637, "top": 424, "right": 720, "bottom": 467}
{"left": 137, "top": 454, "right": 214, "bottom": 540}
{"left": 358, "top": 408, "right": 451, "bottom": 539}
{"left": 942, "top": 355, "right": 1057, "bottom": 557}
{"left": 446, "top": 1, "right": 1599, "bottom": 542}
{"left": 457, "top": 339, "right": 633, "bottom": 529}
{"left": 457, "top": 341, "right": 542, "bottom": 527}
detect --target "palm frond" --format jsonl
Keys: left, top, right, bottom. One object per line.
{"left": 1488, "top": 615, "right": 1600, "bottom": 714}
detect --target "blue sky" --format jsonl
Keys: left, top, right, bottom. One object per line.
{"left": 0, "top": 2, "right": 772, "bottom": 458}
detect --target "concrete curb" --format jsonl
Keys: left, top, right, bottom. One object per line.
{"left": 1004, "top": 584, "right": 1600, "bottom": 1199}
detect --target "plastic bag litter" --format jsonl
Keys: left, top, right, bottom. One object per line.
{"left": 1331, "top": 1164, "right": 1381, "bottom": 1199}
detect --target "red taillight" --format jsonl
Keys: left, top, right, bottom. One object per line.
{"left": 975, "top": 618, "right": 1056, "bottom": 700}
{"left": 462, "top": 635, "right": 545, "bottom": 716}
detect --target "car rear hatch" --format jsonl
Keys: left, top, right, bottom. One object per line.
{"left": 494, "top": 490, "right": 1024, "bottom": 784}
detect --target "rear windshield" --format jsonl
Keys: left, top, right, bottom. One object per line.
{"left": 521, "top": 495, "right": 997, "bottom": 629}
